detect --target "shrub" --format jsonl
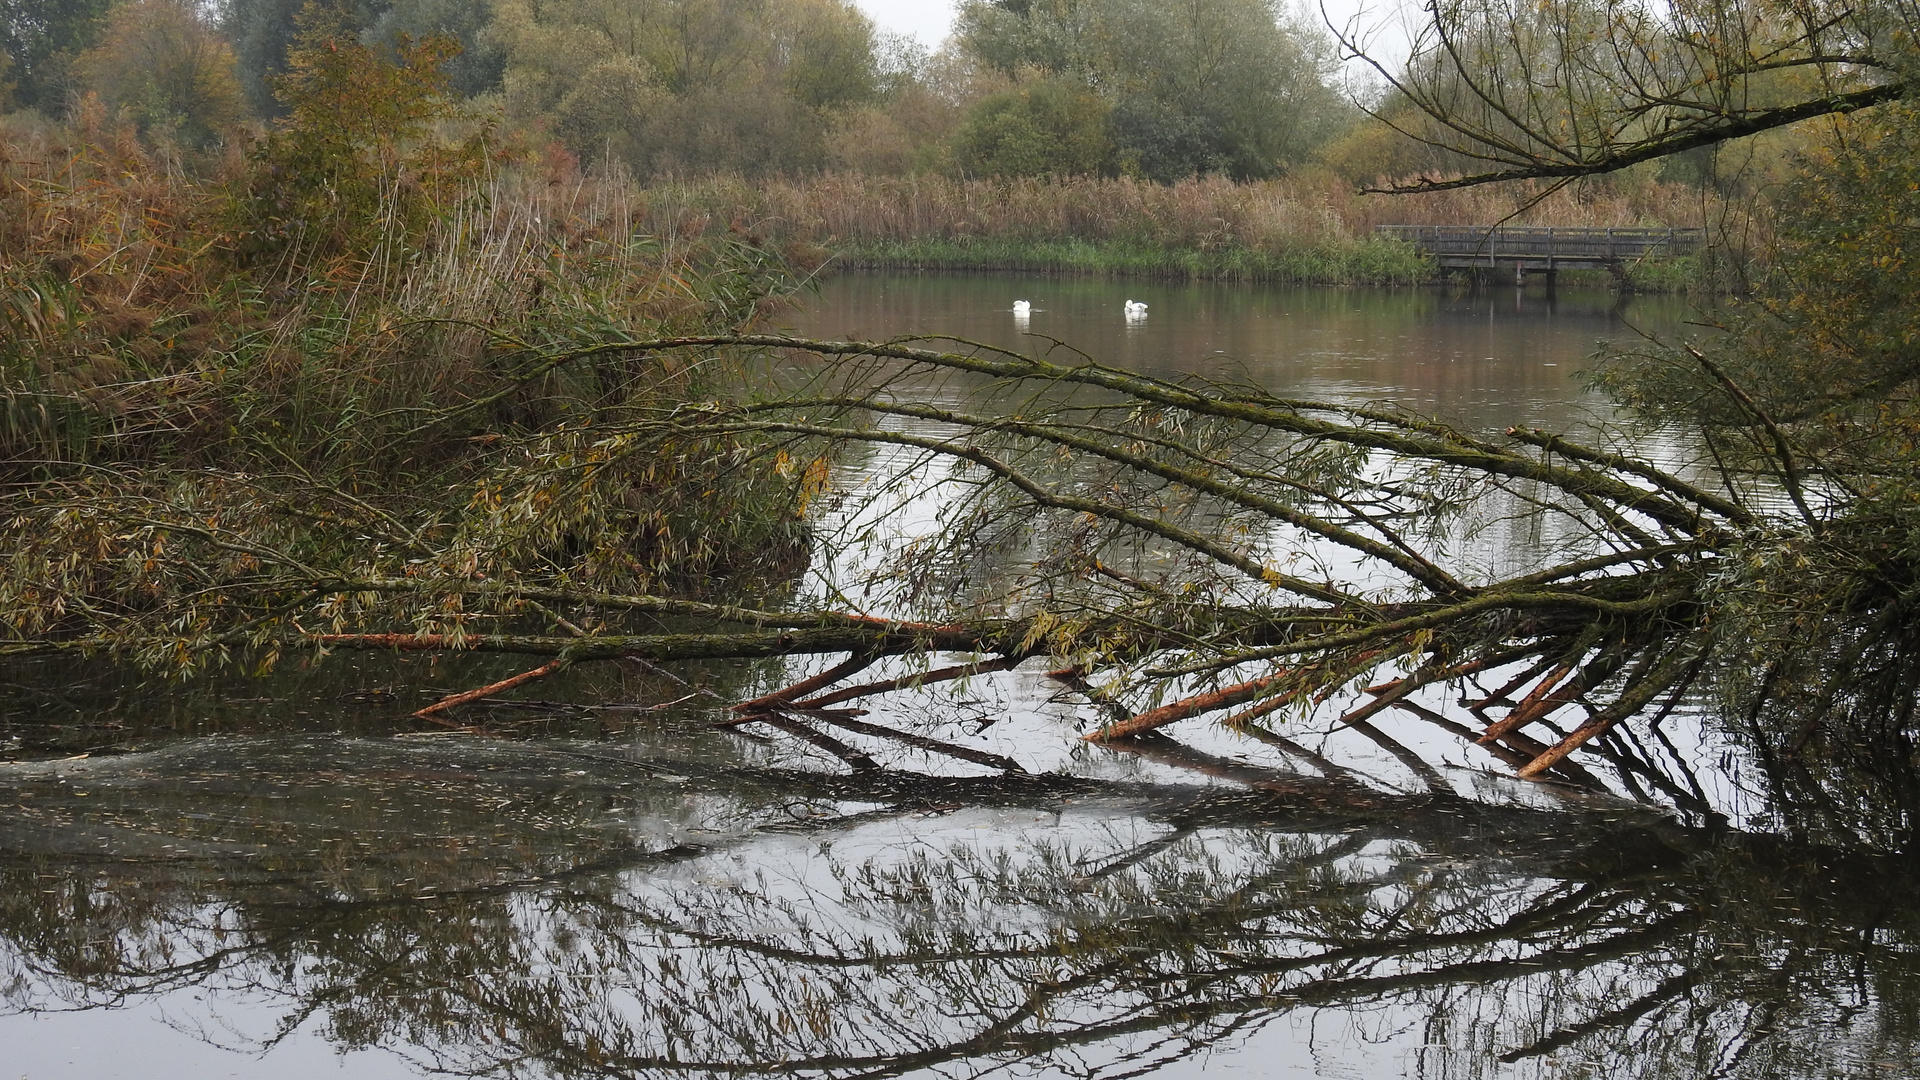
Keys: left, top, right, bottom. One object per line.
{"left": 228, "top": 7, "right": 483, "bottom": 270}
{"left": 73, "top": 0, "right": 244, "bottom": 151}
{"left": 0, "top": 31, "right": 818, "bottom": 672}
{"left": 952, "top": 80, "right": 1113, "bottom": 179}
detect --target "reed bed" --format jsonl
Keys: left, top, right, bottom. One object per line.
{"left": 0, "top": 119, "right": 778, "bottom": 474}
{"left": 0, "top": 116, "right": 818, "bottom": 671}
{"left": 636, "top": 171, "right": 1740, "bottom": 285}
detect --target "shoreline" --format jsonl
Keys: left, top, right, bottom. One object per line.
{"left": 811, "top": 236, "right": 1707, "bottom": 293}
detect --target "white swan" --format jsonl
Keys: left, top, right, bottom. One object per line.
{"left": 1012, "top": 300, "right": 1032, "bottom": 315}
{"left": 1123, "top": 299, "right": 1148, "bottom": 317}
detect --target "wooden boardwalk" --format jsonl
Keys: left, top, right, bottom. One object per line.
{"left": 1376, "top": 225, "right": 1705, "bottom": 283}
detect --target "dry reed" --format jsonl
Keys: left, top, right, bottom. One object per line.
{"left": 632, "top": 170, "right": 1741, "bottom": 284}
{"left": 640, "top": 171, "right": 1726, "bottom": 243}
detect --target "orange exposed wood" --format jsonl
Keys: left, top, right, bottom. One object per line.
{"left": 1085, "top": 671, "right": 1291, "bottom": 742}
{"left": 412, "top": 658, "right": 568, "bottom": 719}
{"left": 1518, "top": 714, "right": 1620, "bottom": 777}
{"left": 731, "top": 651, "right": 888, "bottom": 715}
{"left": 796, "top": 654, "right": 1027, "bottom": 709}
{"left": 316, "top": 633, "right": 453, "bottom": 650}
{"left": 1478, "top": 662, "right": 1578, "bottom": 742}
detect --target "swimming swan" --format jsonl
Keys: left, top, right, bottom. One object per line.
{"left": 1012, "top": 300, "right": 1032, "bottom": 315}
{"left": 1123, "top": 300, "right": 1148, "bottom": 316}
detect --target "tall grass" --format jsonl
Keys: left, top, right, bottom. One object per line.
{"left": 0, "top": 111, "right": 819, "bottom": 668}
{"left": 0, "top": 119, "right": 788, "bottom": 475}
{"left": 635, "top": 171, "right": 1740, "bottom": 285}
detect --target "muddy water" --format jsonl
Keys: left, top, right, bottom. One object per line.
{"left": 4, "top": 275, "right": 1917, "bottom": 1080}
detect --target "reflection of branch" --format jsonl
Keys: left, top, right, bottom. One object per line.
{"left": 16, "top": 774, "right": 1906, "bottom": 1080}
{"left": 1345, "top": 717, "right": 1448, "bottom": 793}
{"left": 1499, "top": 970, "right": 1695, "bottom": 1062}
{"left": 1102, "top": 731, "right": 1395, "bottom": 809}
{"left": 1072, "top": 825, "right": 1197, "bottom": 884}
{"left": 753, "top": 713, "right": 880, "bottom": 771}
{"left": 773, "top": 708, "right": 1026, "bottom": 773}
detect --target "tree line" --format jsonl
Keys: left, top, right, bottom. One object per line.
{"left": 0, "top": 0, "right": 1360, "bottom": 181}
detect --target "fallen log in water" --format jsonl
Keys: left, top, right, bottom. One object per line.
{"left": 2, "top": 334, "right": 1910, "bottom": 818}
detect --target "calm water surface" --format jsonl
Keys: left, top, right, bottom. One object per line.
{"left": 4, "top": 274, "right": 1915, "bottom": 1080}
{"left": 778, "top": 272, "right": 1697, "bottom": 431}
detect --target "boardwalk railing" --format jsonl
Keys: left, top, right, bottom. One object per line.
{"left": 1376, "top": 225, "right": 1705, "bottom": 274}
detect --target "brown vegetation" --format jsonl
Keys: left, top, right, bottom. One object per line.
{"left": 642, "top": 168, "right": 1730, "bottom": 248}
{"left": 0, "top": 32, "right": 818, "bottom": 675}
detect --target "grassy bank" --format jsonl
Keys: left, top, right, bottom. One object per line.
{"left": 638, "top": 172, "right": 1741, "bottom": 290}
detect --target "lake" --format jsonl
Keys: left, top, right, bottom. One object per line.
{"left": 777, "top": 272, "right": 1692, "bottom": 429}
{"left": 3, "top": 273, "right": 1914, "bottom": 1080}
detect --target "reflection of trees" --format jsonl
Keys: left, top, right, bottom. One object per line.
{"left": 3, "top": 743, "right": 1916, "bottom": 1079}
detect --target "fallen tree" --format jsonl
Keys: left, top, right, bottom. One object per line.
{"left": 2, "top": 326, "right": 1853, "bottom": 808}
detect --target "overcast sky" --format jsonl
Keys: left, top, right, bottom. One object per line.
{"left": 853, "top": 0, "right": 957, "bottom": 47}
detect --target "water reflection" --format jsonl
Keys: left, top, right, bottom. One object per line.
{"left": 2, "top": 732, "right": 1916, "bottom": 1078}
{"left": 779, "top": 273, "right": 1695, "bottom": 433}
{"left": 8, "top": 277, "right": 1915, "bottom": 1077}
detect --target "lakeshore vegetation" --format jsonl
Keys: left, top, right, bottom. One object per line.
{"left": 2, "top": 0, "right": 1764, "bottom": 287}
{"left": 1, "top": 20, "right": 824, "bottom": 674}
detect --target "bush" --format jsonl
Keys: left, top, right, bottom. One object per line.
{"left": 228, "top": 8, "right": 484, "bottom": 269}
{"left": 952, "top": 80, "right": 1113, "bottom": 179}
{"left": 74, "top": 0, "right": 244, "bottom": 151}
